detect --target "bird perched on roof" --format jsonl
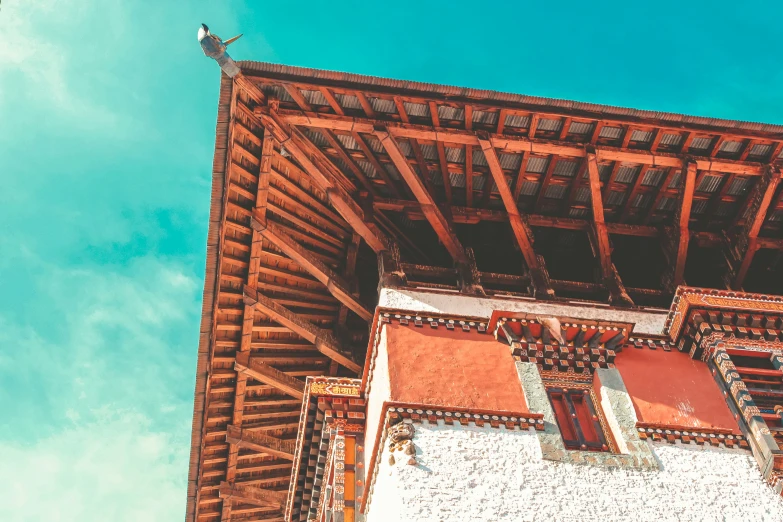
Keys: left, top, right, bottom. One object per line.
{"left": 536, "top": 316, "right": 564, "bottom": 345}
{"left": 198, "top": 24, "right": 243, "bottom": 77}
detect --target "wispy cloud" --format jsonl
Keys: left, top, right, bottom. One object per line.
{"left": 0, "top": 255, "right": 201, "bottom": 520}
{"left": 0, "top": 408, "right": 188, "bottom": 522}
{"left": 0, "top": 0, "right": 123, "bottom": 130}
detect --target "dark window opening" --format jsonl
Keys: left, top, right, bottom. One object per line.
{"left": 546, "top": 386, "right": 611, "bottom": 452}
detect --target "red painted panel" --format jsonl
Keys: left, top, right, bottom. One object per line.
{"left": 615, "top": 348, "right": 740, "bottom": 433}
{"left": 383, "top": 323, "right": 529, "bottom": 413}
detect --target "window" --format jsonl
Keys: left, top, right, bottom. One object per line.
{"left": 546, "top": 385, "right": 611, "bottom": 452}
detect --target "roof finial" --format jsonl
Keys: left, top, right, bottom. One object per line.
{"left": 198, "top": 23, "right": 243, "bottom": 77}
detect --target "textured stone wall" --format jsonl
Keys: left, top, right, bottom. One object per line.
{"left": 366, "top": 422, "right": 783, "bottom": 522}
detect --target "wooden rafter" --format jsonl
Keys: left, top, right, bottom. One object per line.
{"left": 243, "top": 285, "right": 362, "bottom": 373}
{"left": 436, "top": 141, "right": 453, "bottom": 204}
{"left": 256, "top": 107, "right": 390, "bottom": 254}
{"left": 319, "top": 129, "right": 375, "bottom": 195}
{"left": 374, "top": 127, "right": 467, "bottom": 265}
{"left": 250, "top": 212, "right": 373, "bottom": 321}
{"left": 221, "top": 112, "right": 276, "bottom": 522}
{"left": 376, "top": 197, "right": 668, "bottom": 237}
{"left": 618, "top": 165, "right": 650, "bottom": 222}
{"left": 662, "top": 159, "right": 697, "bottom": 291}
{"left": 479, "top": 134, "right": 553, "bottom": 298}
{"left": 234, "top": 351, "right": 306, "bottom": 399}
{"left": 350, "top": 132, "right": 404, "bottom": 198}
{"left": 586, "top": 150, "right": 633, "bottom": 307}
{"left": 533, "top": 154, "right": 558, "bottom": 213}
{"left": 277, "top": 112, "right": 768, "bottom": 176}
{"left": 724, "top": 166, "right": 782, "bottom": 289}
{"left": 225, "top": 425, "right": 296, "bottom": 461}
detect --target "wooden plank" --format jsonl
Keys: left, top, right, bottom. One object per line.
{"left": 479, "top": 134, "right": 553, "bottom": 298}
{"left": 234, "top": 351, "right": 305, "bottom": 399}
{"left": 243, "top": 286, "right": 362, "bottom": 373}
{"left": 218, "top": 482, "right": 287, "bottom": 508}
{"left": 250, "top": 214, "right": 373, "bottom": 321}
{"left": 225, "top": 425, "right": 296, "bottom": 461}
{"left": 374, "top": 126, "right": 468, "bottom": 265}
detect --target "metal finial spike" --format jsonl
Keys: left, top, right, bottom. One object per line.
{"left": 224, "top": 34, "right": 243, "bottom": 46}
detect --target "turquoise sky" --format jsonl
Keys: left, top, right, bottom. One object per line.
{"left": 2, "top": 1, "right": 783, "bottom": 520}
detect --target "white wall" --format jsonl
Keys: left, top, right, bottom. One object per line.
{"left": 378, "top": 288, "right": 667, "bottom": 335}
{"left": 366, "top": 422, "right": 783, "bottom": 522}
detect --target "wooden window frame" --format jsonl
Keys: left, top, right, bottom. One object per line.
{"left": 545, "top": 383, "right": 613, "bottom": 452}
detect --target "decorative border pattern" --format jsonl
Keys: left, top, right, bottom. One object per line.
{"left": 665, "top": 287, "right": 783, "bottom": 342}
{"left": 387, "top": 405, "right": 545, "bottom": 431}
{"left": 286, "top": 376, "right": 364, "bottom": 522}
{"left": 636, "top": 423, "right": 748, "bottom": 449}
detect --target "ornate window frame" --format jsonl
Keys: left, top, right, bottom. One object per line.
{"left": 516, "top": 362, "right": 659, "bottom": 469}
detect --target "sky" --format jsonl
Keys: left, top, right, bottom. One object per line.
{"left": 2, "top": 0, "right": 783, "bottom": 520}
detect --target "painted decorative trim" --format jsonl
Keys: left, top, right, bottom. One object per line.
{"left": 665, "top": 286, "right": 783, "bottom": 342}
{"left": 287, "top": 376, "right": 364, "bottom": 522}
{"left": 387, "top": 404, "right": 545, "bottom": 431}
{"left": 635, "top": 422, "right": 748, "bottom": 449}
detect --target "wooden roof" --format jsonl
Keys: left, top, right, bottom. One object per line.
{"left": 188, "top": 62, "right": 783, "bottom": 522}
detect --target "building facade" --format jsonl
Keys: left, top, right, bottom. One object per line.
{"left": 189, "top": 41, "right": 783, "bottom": 521}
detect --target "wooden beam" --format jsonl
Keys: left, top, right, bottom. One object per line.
{"left": 724, "top": 166, "right": 782, "bottom": 289}
{"left": 219, "top": 482, "right": 287, "bottom": 509}
{"left": 374, "top": 126, "right": 468, "bottom": 265}
{"left": 256, "top": 107, "right": 390, "bottom": 254}
{"left": 319, "top": 129, "right": 376, "bottom": 195}
{"left": 465, "top": 145, "right": 474, "bottom": 207}
{"left": 243, "top": 286, "right": 362, "bottom": 373}
{"left": 250, "top": 214, "right": 373, "bottom": 321}
{"left": 479, "top": 134, "right": 553, "bottom": 298}
{"left": 319, "top": 87, "right": 344, "bottom": 116}
{"left": 351, "top": 132, "right": 404, "bottom": 198}
{"left": 533, "top": 155, "right": 558, "bottom": 213}
{"left": 618, "top": 165, "right": 650, "bottom": 222}
{"left": 234, "top": 351, "right": 305, "bottom": 399}
{"left": 277, "top": 112, "right": 766, "bottom": 176}
{"left": 436, "top": 141, "right": 453, "bottom": 203}
{"left": 374, "top": 197, "right": 662, "bottom": 237}
{"left": 586, "top": 150, "right": 633, "bottom": 307}
{"left": 225, "top": 425, "right": 296, "bottom": 461}
{"left": 662, "top": 159, "right": 697, "bottom": 290}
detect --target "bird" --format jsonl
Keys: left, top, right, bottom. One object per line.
{"left": 536, "top": 316, "right": 564, "bottom": 345}
{"left": 198, "top": 24, "right": 243, "bottom": 77}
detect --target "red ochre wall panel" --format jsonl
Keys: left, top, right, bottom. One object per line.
{"left": 382, "top": 323, "right": 529, "bottom": 413}
{"left": 614, "top": 348, "right": 740, "bottom": 433}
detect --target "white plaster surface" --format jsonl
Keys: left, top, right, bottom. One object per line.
{"left": 367, "top": 422, "right": 783, "bottom": 522}
{"left": 379, "top": 288, "right": 667, "bottom": 335}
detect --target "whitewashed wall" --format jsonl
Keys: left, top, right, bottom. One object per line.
{"left": 378, "top": 288, "right": 668, "bottom": 335}
{"left": 366, "top": 422, "right": 783, "bottom": 522}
